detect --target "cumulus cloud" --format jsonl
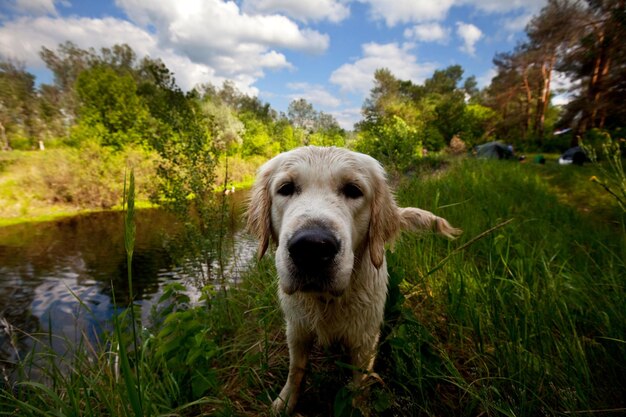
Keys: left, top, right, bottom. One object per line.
{"left": 359, "top": 0, "right": 455, "bottom": 26}
{"left": 477, "top": 67, "right": 497, "bottom": 88}
{"left": 404, "top": 23, "right": 450, "bottom": 43}
{"left": 117, "top": 0, "right": 328, "bottom": 54}
{"left": 240, "top": 0, "right": 350, "bottom": 23}
{"left": 456, "top": 22, "right": 482, "bottom": 55}
{"left": 330, "top": 42, "right": 437, "bottom": 96}
{"left": 501, "top": 12, "right": 535, "bottom": 33}
{"left": 7, "top": 0, "right": 65, "bottom": 16}
{"left": 358, "top": 0, "right": 547, "bottom": 29}
{"left": 0, "top": 0, "right": 330, "bottom": 93}
{"left": 0, "top": 16, "right": 154, "bottom": 66}
{"left": 330, "top": 107, "right": 362, "bottom": 130}
{"left": 286, "top": 82, "right": 342, "bottom": 108}
{"left": 460, "top": 0, "right": 545, "bottom": 14}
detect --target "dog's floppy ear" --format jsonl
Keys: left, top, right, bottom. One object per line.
{"left": 368, "top": 160, "right": 461, "bottom": 269}
{"left": 246, "top": 160, "right": 275, "bottom": 259}
{"left": 368, "top": 164, "right": 402, "bottom": 269}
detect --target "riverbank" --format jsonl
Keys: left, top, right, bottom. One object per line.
{"left": 0, "top": 146, "right": 159, "bottom": 226}
{"left": 0, "top": 148, "right": 264, "bottom": 227}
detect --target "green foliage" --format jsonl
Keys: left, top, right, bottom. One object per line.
{"left": 461, "top": 103, "right": 499, "bottom": 146}
{"left": 0, "top": 60, "right": 39, "bottom": 149}
{"left": 153, "top": 294, "right": 220, "bottom": 400}
{"left": 582, "top": 132, "right": 626, "bottom": 212}
{"left": 355, "top": 115, "right": 422, "bottom": 172}
{"left": 74, "top": 65, "right": 151, "bottom": 148}
{"left": 240, "top": 112, "right": 279, "bottom": 158}
{"left": 273, "top": 119, "right": 300, "bottom": 152}
{"left": 357, "top": 65, "right": 498, "bottom": 158}
{"left": 382, "top": 158, "right": 625, "bottom": 416}
{"left": 202, "top": 99, "right": 245, "bottom": 154}
{"left": 4, "top": 145, "right": 158, "bottom": 212}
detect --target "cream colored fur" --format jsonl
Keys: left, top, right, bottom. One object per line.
{"left": 246, "top": 146, "right": 460, "bottom": 414}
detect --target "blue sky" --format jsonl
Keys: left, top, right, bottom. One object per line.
{"left": 0, "top": 0, "right": 551, "bottom": 129}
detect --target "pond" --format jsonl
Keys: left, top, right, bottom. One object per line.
{"left": 0, "top": 193, "right": 256, "bottom": 371}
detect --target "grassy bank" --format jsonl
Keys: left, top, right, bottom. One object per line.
{"left": 0, "top": 146, "right": 159, "bottom": 226}
{"left": 1, "top": 157, "right": 625, "bottom": 416}
{"left": 0, "top": 148, "right": 264, "bottom": 226}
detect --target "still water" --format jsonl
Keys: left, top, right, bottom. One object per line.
{"left": 0, "top": 196, "right": 256, "bottom": 369}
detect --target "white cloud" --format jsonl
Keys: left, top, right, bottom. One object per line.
{"left": 0, "top": 0, "right": 330, "bottom": 93}
{"left": 404, "top": 23, "right": 450, "bottom": 43}
{"left": 330, "top": 107, "right": 362, "bottom": 130}
{"left": 550, "top": 70, "right": 576, "bottom": 106}
{"left": 460, "top": 0, "right": 545, "bottom": 14}
{"left": 7, "top": 0, "right": 65, "bottom": 16}
{"left": 117, "top": 0, "right": 328, "bottom": 56}
{"left": 359, "top": 0, "right": 455, "bottom": 26}
{"left": 241, "top": 0, "right": 350, "bottom": 23}
{"left": 0, "top": 16, "right": 154, "bottom": 67}
{"left": 456, "top": 22, "right": 482, "bottom": 55}
{"left": 477, "top": 67, "right": 497, "bottom": 88}
{"left": 286, "top": 82, "right": 342, "bottom": 108}
{"left": 330, "top": 42, "right": 437, "bottom": 96}
{"left": 358, "top": 0, "right": 547, "bottom": 29}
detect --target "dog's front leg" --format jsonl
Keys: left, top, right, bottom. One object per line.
{"left": 347, "top": 332, "right": 381, "bottom": 416}
{"left": 272, "top": 322, "right": 314, "bottom": 414}
{"left": 350, "top": 332, "right": 380, "bottom": 386}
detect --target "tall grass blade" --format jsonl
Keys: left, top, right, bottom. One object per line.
{"left": 113, "top": 168, "right": 143, "bottom": 417}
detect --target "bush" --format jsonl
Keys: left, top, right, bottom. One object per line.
{"left": 19, "top": 144, "right": 159, "bottom": 209}
{"left": 355, "top": 115, "right": 423, "bottom": 172}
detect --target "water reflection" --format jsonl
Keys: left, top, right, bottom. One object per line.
{"left": 0, "top": 197, "right": 255, "bottom": 369}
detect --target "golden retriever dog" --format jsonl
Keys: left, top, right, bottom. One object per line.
{"left": 246, "top": 146, "right": 460, "bottom": 414}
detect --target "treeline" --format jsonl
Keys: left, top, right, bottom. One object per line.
{"left": 354, "top": 0, "right": 626, "bottom": 169}
{"left": 0, "top": 42, "right": 348, "bottom": 209}
{"left": 0, "top": 42, "right": 345, "bottom": 155}
{"left": 486, "top": 0, "right": 626, "bottom": 145}
{"left": 1, "top": 0, "right": 624, "bottom": 165}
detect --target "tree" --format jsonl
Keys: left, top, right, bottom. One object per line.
{"left": 361, "top": 68, "right": 404, "bottom": 125}
{"left": 487, "top": 47, "right": 538, "bottom": 142}
{"left": 39, "top": 42, "right": 94, "bottom": 125}
{"left": 287, "top": 98, "right": 346, "bottom": 147}
{"left": 0, "top": 60, "right": 38, "bottom": 149}
{"left": 560, "top": 0, "right": 626, "bottom": 135}
{"left": 202, "top": 99, "right": 244, "bottom": 154}
{"left": 74, "top": 65, "right": 150, "bottom": 148}
{"left": 355, "top": 115, "right": 422, "bottom": 171}
{"left": 526, "top": 0, "right": 585, "bottom": 140}
{"left": 287, "top": 98, "right": 317, "bottom": 132}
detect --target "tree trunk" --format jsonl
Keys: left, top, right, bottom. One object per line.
{"left": 582, "top": 26, "right": 611, "bottom": 132}
{"left": 521, "top": 70, "right": 533, "bottom": 140}
{"left": 534, "top": 54, "right": 556, "bottom": 142}
{"left": 0, "top": 122, "right": 9, "bottom": 151}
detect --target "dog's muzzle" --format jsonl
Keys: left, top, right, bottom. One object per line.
{"left": 286, "top": 226, "right": 340, "bottom": 293}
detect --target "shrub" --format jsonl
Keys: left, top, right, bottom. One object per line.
{"left": 19, "top": 144, "right": 159, "bottom": 209}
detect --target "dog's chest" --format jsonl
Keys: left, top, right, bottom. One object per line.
{"left": 286, "top": 285, "right": 386, "bottom": 347}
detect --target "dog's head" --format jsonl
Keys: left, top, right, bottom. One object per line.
{"left": 247, "top": 146, "right": 460, "bottom": 296}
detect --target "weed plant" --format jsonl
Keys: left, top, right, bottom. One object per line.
{"left": 1, "top": 157, "right": 624, "bottom": 416}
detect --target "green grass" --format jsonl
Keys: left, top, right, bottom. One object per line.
{"left": 1, "top": 157, "right": 625, "bottom": 416}
{"left": 0, "top": 146, "right": 158, "bottom": 225}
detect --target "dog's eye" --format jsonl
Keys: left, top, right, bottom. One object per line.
{"left": 277, "top": 182, "right": 296, "bottom": 196}
{"left": 341, "top": 183, "right": 363, "bottom": 199}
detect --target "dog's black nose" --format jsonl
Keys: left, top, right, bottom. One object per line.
{"left": 288, "top": 228, "right": 340, "bottom": 269}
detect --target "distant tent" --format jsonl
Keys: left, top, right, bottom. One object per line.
{"left": 475, "top": 141, "right": 514, "bottom": 159}
{"left": 558, "top": 146, "right": 589, "bottom": 166}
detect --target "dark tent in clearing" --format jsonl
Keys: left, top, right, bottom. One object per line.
{"left": 558, "top": 146, "right": 589, "bottom": 166}
{"left": 475, "top": 141, "right": 514, "bottom": 159}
